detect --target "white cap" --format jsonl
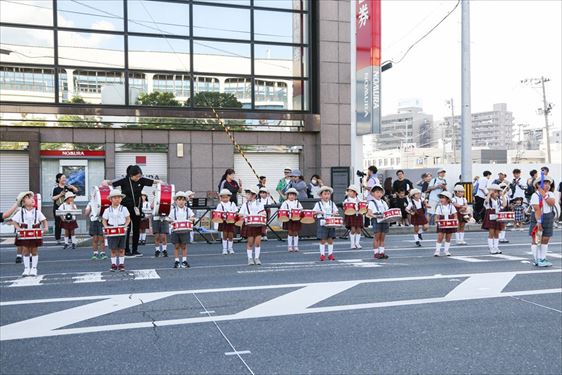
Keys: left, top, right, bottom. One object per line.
{"left": 318, "top": 186, "right": 334, "bottom": 194}
{"left": 438, "top": 191, "right": 453, "bottom": 200}
{"left": 346, "top": 185, "right": 359, "bottom": 194}
{"left": 108, "top": 190, "right": 126, "bottom": 199}
{"left": 285, "top": 188, "right": 298, "bottom": 195}
{"left": 175, "top": 191, "right": 188, "bottom": 199}
{"left": 453, "top": 185, "right": 465, "bottom": 192}
{"left": 245, "top": 186, "right": 258, "bottom": 195}
{"left": 409, "top": 188, "right": 421, "bottom": 197}
{"left": 64, "top": 191, "right": 76, "bottom": 201}
{"left": 219, "top": 189, "right": 232, "bottom": 196}
{"left": 16, "top": 191, "right": 34, "bottom": 207}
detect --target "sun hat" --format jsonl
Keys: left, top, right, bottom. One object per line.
{"left": 318, "top": 186, "right": 334, "bottom": 194}
{"left": 16, "top": 191, "right": 34, "bottom": 207}
{"left": 219, "top": 189, "right": 232, "bottom": 196}
{"left": 108, "top": 190, "right": 126, "bottom": 199}
{"left": 438, "top": 191, "right": 453, "bottom": 201}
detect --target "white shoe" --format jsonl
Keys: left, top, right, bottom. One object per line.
{"left": 434, "top": 250, "right": 440, "bottom": 257}
{"left": 222, "top": 249, "right": 228, "bottom": 255}
{"left": 262, "top": 236, "right": 269, "bottom": 241}
{"left": 356, "top": 243, "right": 362, "bottom": 249}
{"left": 29, "top": 267, "right": 37, "bottom": 276}
{"left": 21, "top": 268, "right": 30, "bottom": 277}
{"left": 254, "top": 258, "right": 262, "bottom": 265}
{"left": 228, "top": 249, "right": 235, "bottom": 255}
{"left": 288, "top": 246, "right": 294, "bottom": 252}
{"left": 248, "top": 258, "right": 255, "bottom": 266}
{"left": 444, "top": 250, "right": 451, "bottom": 256}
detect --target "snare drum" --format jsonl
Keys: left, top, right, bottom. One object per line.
{"left": 235, "top": 215, "right": 245, "bottom": 227}
{"left": 437, "top": 219, "right": 458, "bottom": 229}
{"left": 104, "top": 226, "right": 126, "bottom": 237}
{"left": 301, "top": 209, "right": 316, "bottom": 224}
{"left": 245, "top": 215, "right": 266, "bottom": 227}
{"left": 357, "top": 201, "right": 368, "bottom": 215}
{"left": 18, "top": 229, "right": 43, "bottom": 240}
{"left": 55, "top": 209, "right": 82, "bottom": 217}
{"left": 94, "top": 186, "right": 112, "bottom": 217}
{"left": 497, "top": 211, "right": 515, "bottom": 222}
{"left": 290, "top": 209, "right": 302, "bottom": 221}
{"left": 324, "top": 216, "right": 343, "bottom": 227}
{"left": 225, "top": 212, "right": 238, "bottom": 224}
{"left": 380, "top": 209, "right": 402, "bottom": 223}
{"left": 211, "top": 210, "right": 225, "bottom": 224}
{"left": 172, "top": 221, "right": 193, "bottom": 232}
{"left": 277, "top": 209, "right": 290, "bottom": 223}
{"left": 343, "top": 202, "right": 356, "bottom": 216}
{"left": 153, "top": 184, "right": 175, "bottom": 217}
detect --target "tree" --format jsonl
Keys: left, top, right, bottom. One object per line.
{"left": 186, "top": 92, "right": 243, "bottom": 109}
{"left": 65, "top": 95, "right": 86, "bottom": 104}
{"left": 137, "top": 91, "right": 181, "bottom": 107}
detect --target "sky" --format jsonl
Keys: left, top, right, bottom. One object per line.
{"left": 380, "top": 0, "right": 561, "bottom": 131}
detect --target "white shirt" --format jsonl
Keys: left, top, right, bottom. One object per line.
{"left": 510, "top": 178, "right": 527, "bottom": 200}
{"left": 476, "top": 177, "right": 491, "bottom": 199}
{"left": 13, "top": 207, "right": 46, "bottom": 227}
{"left": 142, "top": 201, "right": 151, "bottom": 213}
{"left": 216, "top": 201, "right": 238, "bottom": 213}
{"left": 407, "top": 198, "right": 424, "bottom": 211}
{"left": 257, "top": 196, "right": 275, "bottom": 206}
{"left": 86, "top": 202, "right": 99, "bottom": 222}
{"left": 428, "top": 177, "right": 449, "bottom": 202}
{"left": 435, "top": 203, "right": 457, "bottom": 217}
{"left": 484, "top": 197, "right": 504, "bottom": 213}
{"left": 239, "top": 200, "right": 266, "bottom": 216}
{"left": 313, "top": 200, "right": 339, "bottom": 218}
{"left": 452, "top": 196, "right": 467, "bottom": 208}
{"left": 368, "top": 199, "right": 389, "bottom": 223}
{"left": 530, "top": 192, "right": 556, "bottom": 214}
{"left": 366, "top": 175, "right": 381, "bottom": 201}
{"left": 102, "top": 205, "right": 130, "bottom": 227}
{"left": 168, "top": 205, "right": 194, "bottom": 222}
{"left": 281, "top": 199, "right": 303, "bottom": 211}
{"left": 60, "top": 202, "right": 78, "bottom": 221}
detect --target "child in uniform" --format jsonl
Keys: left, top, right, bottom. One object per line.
{"left": 434, "top": 191, "right": 457, "bottom": 257}
{"left": 151, "top": 191, "right": 169, "bottom": 257}
{"left": 407, "top": 188, "right": 429, "bottom": 247}
{"left": 139, "top": 191, "right": 150, "bottom": 245}
{"left": 481, "top": 184, "right": 507, "bottom": 254}
{"left": 102, "top": 190, "right": 131, "bottom": 271}
{"left": 59, "top": 192, "right": 79, "bottom": 249}
{"left": 367, "top": 185, "right": 390, "bottom": 259}
{"left": 12, "top": 192, "right": 48, "bottom": 277}
{"left": 343, "top": 185, "right": 364, "bottom": 249}
{"left": 238, "top": 187, "right": 266, "bottom": 265}
{"left": 313, "top": 186, "right": 339, "bottom": 261}
{"left": 393, "top": 189, "right": 410, "bottom": 227}
{"left": 498, "top": 182, "right": 510, "bottom": 244}
{"left": 216, "top": 189, "right": 237, "bottom": 255}
{"left": 512, "top": 197, "right": 525, "bottom": 231}
{"left": 168, "top": 191, "right": 195, "bottom": 268}
{"left": 84, "top": 194, "right": 107, "bottom": 260}
{"left": 529, "top": 176, "right": 556, "bottom": 267}
{"left": 257, "top": 187, "right": 274, "bottom": 241}
{"left": 452, "top": 185, "right": 469, "bottom": 245}
{"left": 280, "top": 188, "right": 303, "bottom": 252}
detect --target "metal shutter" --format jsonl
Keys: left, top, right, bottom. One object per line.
{"left": 0, "top": 151, "right": 29, "bottom": 211}
{"left": 234, "top": 153, "right": 299, "bottom": 203}
{"left": 114, "top": 152, "right": 168, "bottom": 198}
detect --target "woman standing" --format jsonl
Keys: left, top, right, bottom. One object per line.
{"left": 51, "top": 173, "right": 78, "bottom": 245}
{"left": 284, "top": 169, "right": 308, "bottom": 200}
{"left": 218, "top": 169, "right": 243, "bottom": 205}
{"left": 309, "top": 174, "right": 323, "bottom": 198}
{"left": 103, "top": 165, "right": 162, "bottom": 257}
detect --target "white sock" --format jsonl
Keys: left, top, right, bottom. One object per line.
{"left": 418, "top": 228, "right": 423, "bottom": 234}
{"left": 328, "top": 244, "right": 334, "bottom": 255}
{"left": 155, "top": 246, "right": 160, "bottom": 252}
{"left": 119, "top": 257, "right": 124, "bottom": 265}
{"left": 255, "top": 247, "right": 261, "bottom": 259}
{"left": 111, "top": 256, "right": 117, "bottom": 265}
{"left": 350, "top": 234, "right": 355, "bottom": 247}
{"left": 104, "top": 238, "right": 108, "bottom": 247}
{"left": 71, "top": 236, "right": 77, "bottom": 244}
{"left": 435, "top": 242, "right": 441, "bottom": 252}
{"left": 64, "top": 237, "right": 69, "bottom": 244}
{"left": 379, "top": 246, "right": 385, "bottom": 254}
{"left": 355, "top": 234, "right": 360, "bottom": 245}
{"left": 531, "top": 244, "right": 538, "bottom": 261}
{"left": 499, "top": 231, "right": 505, "bottom": 240}
{"left": 31, "top": 255, "right": 38, "bottom": 268}
{"left": 288, "top": 235, "right": 293, "bottom": 247}
{"left": 374, "top": 247, "right": 380, "bottom": 254}
{"left": 23, "top": 256, "right": 30, "bottom": 269}
{"left": 162, "top": 243, "right": 167, "bottom": 251}
{"left": 228, "top": 240, "right": 233, "bottom": 250}
{"left": 190, "top": 232, "right": 194, "bottom": 242}
{"left": 493, "top": 238, "right": 499, "bottom": 249}
{"left": 460, "top": 232, "right": 465, "bottom": 241}
{"left": 294, "top": 236, "right": 299, "bottom": 247}
{"left": 487, "top": 238, "right": 494, "bottom": 250}
{"left": 540, "top": 244, "right": 548, "bottom": 260}
{"left": 319, "top": 244, "right": 325, "bottom": 256}
{"left": 444, "top": 242, "right": 450, "bottom": 252}
{"left": 455, "top": 232, "right": 459, "bottom": 241}
{"left": 175, "top": 257, "right": 180, "bottom": 262}
{"left": 222, "top": 240, "right": 228, "bottom": 250}
{"left": 414, "top": 234, "right": 419, "bottom": 242}
{"left": 182, "top": 256, "right": 187, "bottom": 262}
{"left": 247, "top": 249, "right": 253, "bottom": 259}
{"left": 93, "top": 250, "right": 99, "bottom": 255}
{"left": 16, "top": 254, "right": 22, "bottom": 258}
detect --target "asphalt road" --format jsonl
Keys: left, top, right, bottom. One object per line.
{"left": 1, "top": 228, "right": 561, "bottom": 375}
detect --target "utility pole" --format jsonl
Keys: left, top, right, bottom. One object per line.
{"left": 521, "top": 77, "right": 552, "bottom": 163}
{"left": 460, "top": 0, "right": 472, "bottom": 181}
{"left": 447, "top": 98, "right": 456, "bottom": 163}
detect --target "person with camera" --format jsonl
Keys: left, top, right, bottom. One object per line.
{"left": 51, "top": 173, "right": 79, "bottom": 245}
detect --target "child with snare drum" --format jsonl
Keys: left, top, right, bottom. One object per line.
{"left": 168, "top": 191, "right": 195, "bottom": 269}
{"left": 238, "top": 187, "right": 266, "bottom": 266}
{"left": 313, "top": 186, "right": 339, "bottom": 261}
{"left": 407, "top": 188, "right": 429, "bottom": 247}
{"left": 102, "top": 190, "right": 131, "bottom": 272}
{"left": 59, "top": 192, "right": 79, "bottom": 249}
{"left": 280, "top": 188, "right": 303, "bottom": 252}
{"left": 367, "top": 185, "right": 390, "bottom": 259}
{"left": 343, "top": 185, "right": 364, "bottom": 249}
{"left": 452, "top": 185, "right": 469, "bottom": 245}
{"left": 434, "top": 191, "right": 457, "bottom": 257}
{"left": 216, "top": 189, "right": 238, "bottom": 255}
{"left": 85, "top": 194, "right": 107, "bottom": 260}
{"left": 481, "top": 184, "right": 507, "bottom": 254}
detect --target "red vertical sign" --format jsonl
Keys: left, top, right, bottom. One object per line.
{"left": 356, "top": 0, "right": 381, "bottom": 135}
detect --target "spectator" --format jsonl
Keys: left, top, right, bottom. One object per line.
{"left": 364, "top": 166, "right": 380, "bottom": 201}
{"left": 284, "top": 169, "right": 308, "bottom": 200}
{"left": 383, "top": 177, "right": 393, "bottom": 206}
{"left": 218, "top": 168, "right": 242, "bottom": 205}
{"left": 276, "top": 167, "right": 292, "bottom": 203}
{"left": 493, "top": 172, "right": 507, "bottom": 185}
{"left": 392, "top": 170, "right": 414, "bottom": 195}
{"left": 309, "top": 174, "right": 323, "bottom": 198}
{"left": 541, "top": 166, "right": 556, "bottom": 192}
{"left": 417, "top": 173, "right": 432, "bottom": 196}
{"left": 257, "top": 176, "right": 267, "bottom": 189}
{"left": 509, "top": 169, "right": 526, "bottom": 202}
{"left": 525, "top": 169, "right": 538, "bottom": 202}
{"left": 426, "top": 169, "right": 449, "bottom": 225}
{"left": 474, "top": 170, "right": 492, "bottom": 223}
{"left": 51, "top": 173, "right": 78, "bottom": 245}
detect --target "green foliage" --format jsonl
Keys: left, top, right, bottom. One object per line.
{"left": 137, "top": 91, "right": 181, "bottom": 107}
{"left": 67, "top": 96, "right": 86, "bottom": 104}
{"left": 186, "top": 92, "right": 243, "bottom": 109}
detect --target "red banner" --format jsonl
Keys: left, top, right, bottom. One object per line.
{"left": 356, "top": 0, "right": 381, "bottom": 135}
{"left": 40, "top": 150, "right": 105, "bottom": 158}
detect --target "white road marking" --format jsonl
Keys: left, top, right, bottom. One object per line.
{"left": 130, "top": 269, "right": 160, "bottom": 280}
{"left": 447, "top": 256, "right": 489, "bottom": 263}
{"left": 225, "top": 351, "right": 251, "bottom": 356}
{"left": 72, "top": 272, "right": 104, "bottom": 284}
{"left": 491, "top": 254, "right": 527, "bottom": 261}
{"left": 8, "top": 276, "right": 45, "bottom": 287}
{"left": 1, "top": 269, "right": 560, "bottom": 341}
{"left": 525, "top": 251, "right": 562, "bottom": 259}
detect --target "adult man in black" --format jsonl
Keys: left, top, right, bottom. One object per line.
{"left": 51, "top": 173, "right": 78, "bottom": 245}
{"left": 392, "top": 170, "right": 414, "bottom": 195}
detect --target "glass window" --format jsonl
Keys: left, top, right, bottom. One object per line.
{"left": 254, "top": 10, "right": 306, "bottom": 44}
{"left": 190, "top": 76, "right": 242, "bottom": 109}
{"left": 0, "top": 0, "right": 53, "bottom": 26}
{"left": 153, "top": 73, "right": 191, "bottom": 100}
{"left": 254, "top": 78, "right": 302, "bottom": 110}
{"left": 57, "top": 0, "right": 123, "bottom": 31}
{"left": 193, "top": 4, "right": 250, "bottom": 40}
{"left": 59, "top": 69, "right": 125, "bottom": 104}
{"left": 58, "top": 31, "right": 124, "bottom": 68}
{"left": 193, "top": 76, "right": 220, "bottom": 94}
{"left": 193, "top": 41, "right": 250, "bottom": 75}
{"left": 128, "top": 36, "right": 190, "bottom": 71}
{"left": 254, "top": 0, "right": 307, "bottom": 11}
{"left": 254, "top": 44, "right": 306, "bottom": 77}
{"left": 0, "top": 26, "right": 54, "bottom": 65}
{"left": 128, "top": 72, "right": 147, "bottom": 92}
{"left": 127, "top": 0, "right": 189, "bottom": 36}
{"left": 0, "top": 66, "right": 55, "bottom": 102}
{"left": 224, "top": 78, "right": 251, "bottom": 108}
{"left": 196, "top": 0, "right": 251, "bottom": 6}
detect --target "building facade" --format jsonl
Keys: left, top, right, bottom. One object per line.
{"left": 0, "top": 0, "right": 352, "bottom": 212}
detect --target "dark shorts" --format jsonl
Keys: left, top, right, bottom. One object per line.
{"left": 107, "top": 235, "right": 126, "bottom": 250}
{"left": 170, "top": 232, "right": 189, "bottom": 245}
{"left": 529, "top": 212, "right": 554, "bottom": 238}
{"left": 372, "top": 222, "right": 390, "bottom": 234}
{"left": 89, "top": 220, "right": 104, "bottom": 236}
{"left": 152, "top": 219, "right": 169, "bottom": 234}
{"left": 317, "top": 224, "right": 336, "bottom": 240}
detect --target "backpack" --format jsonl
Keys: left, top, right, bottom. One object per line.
{"left": 525, "top": 181, "right": 535, "bottom": 200}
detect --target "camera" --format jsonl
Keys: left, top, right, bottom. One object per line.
{"left": 356, "top": 170, "right": 366, "bottom": 178}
